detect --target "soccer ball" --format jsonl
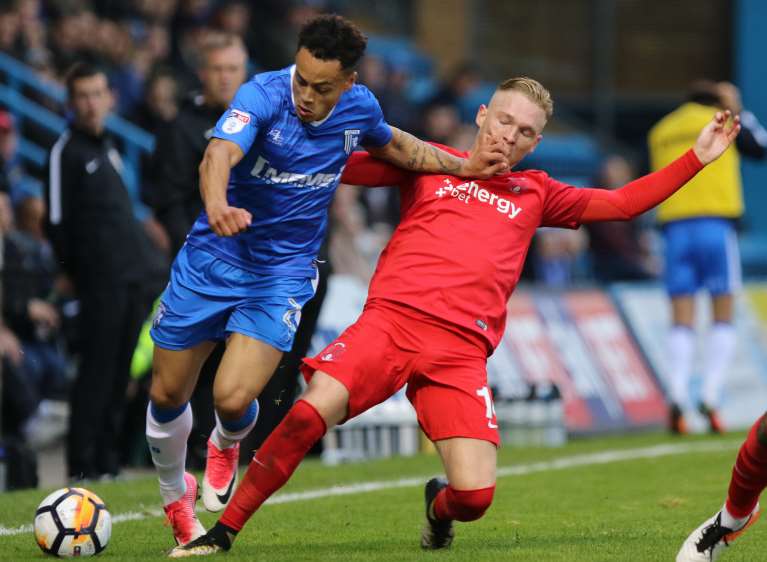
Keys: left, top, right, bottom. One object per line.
{"left": 33, "top": 487, "right": 111, "bottom": 557}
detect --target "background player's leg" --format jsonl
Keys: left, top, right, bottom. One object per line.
{"left": 147, "top": 342, "right": 216, "bottom": 505}
{"left": 668, "top": 296, "right": 695, "bottom": 433}
{"left": 698, "top": 220, "right": 740, "bottom": 432}
{"left": 433, "top": 438, "right": 497, "bottom": 521}
{"left": 699, "top": 295, "right": 735, "bottom": 431}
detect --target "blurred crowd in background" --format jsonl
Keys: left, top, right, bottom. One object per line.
{"left": 0, "top": 0, "right": 728, "bottom": 486}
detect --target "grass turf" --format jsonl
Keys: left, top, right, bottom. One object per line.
{"left": 0, "top": 431, "right": 762, "bottom": 561}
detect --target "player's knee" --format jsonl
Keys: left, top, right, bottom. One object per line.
{"left": 301, "top": 372, "right": 349, "bottom": 427}
{"left": 148, "top": 381, "right": 187, "bottom": 410}
{"left": 214, "top": 392, "right": 253, "bottom": 421}
{"left": 448, "top": 485, "right": 496, "bottom": 522}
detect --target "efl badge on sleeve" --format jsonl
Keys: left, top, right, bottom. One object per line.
{"left": 222, "top": 109, "right": 251, "bottom": 134}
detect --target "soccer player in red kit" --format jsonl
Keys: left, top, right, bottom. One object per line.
{"left": 170, "top": 77, "right": 741, "bottom": 557}
{"left": 676, "top": 411, "right": 765, "bottom": 561}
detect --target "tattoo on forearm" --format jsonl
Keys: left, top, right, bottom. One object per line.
{"left": 393, "top": 129, "right": 462, "bottom": 174}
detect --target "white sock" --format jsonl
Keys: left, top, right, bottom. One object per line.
{"left": 701, "top": 323, "right": 736, "bottom": 407}
{"left": 146, "top": 403, "right": 193, "bottom": 505}
{"left": 667, "top": 325, "right": 695, "bottom": 407}
{"left": 210, "top": 404, "right": 259, "bottom": 450}
{"left": 721, "top": 502, "right": 757, "bottom": 530}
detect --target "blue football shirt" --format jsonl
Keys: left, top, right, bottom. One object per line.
{"left": 185, "top": 65, "right": 392, "bottom": 277}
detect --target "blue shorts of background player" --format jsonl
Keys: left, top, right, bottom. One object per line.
{"left": 662, "top": 217, "right": 741, "bottom": 297}
{"left": 150, "top": 244, "right": 318, "bottom": 353}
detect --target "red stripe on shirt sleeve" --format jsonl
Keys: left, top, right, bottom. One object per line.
{"left": 341, "top": 151, "right": 411, "bottom": 187}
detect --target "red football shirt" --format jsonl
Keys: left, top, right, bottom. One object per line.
{"left": 342, "top": 144, "right": 593, "bottom": 352}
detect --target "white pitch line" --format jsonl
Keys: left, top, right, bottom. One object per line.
{"left": 0, "top": 440, "right": 738, "bottom": 538}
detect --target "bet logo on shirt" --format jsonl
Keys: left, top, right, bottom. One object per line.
{"left": 436, "top": 179, "right": 523, "bottom": 219}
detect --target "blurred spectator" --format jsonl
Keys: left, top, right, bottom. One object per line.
{"left": 130, "top": 69, "right": 179, "bottom": 135}
{"left": 532, "top": 227, "right": 589, "bottom": 289}
{"left": 49, "top": 10, "right": 89, "bottom": 75}
{"left": 0, "top": 109, "right": 44, "bottom": 202}
{"left": 148, "top": 31, "right": 247, "bottom": 255}
{"left": 3, "top": 193, "right": 70, "bottom": 447}
{"left": 211, "top": 1, "right": 257, "bottom": 56}
{"left": 431, "top": 62, "right": 484, "bottom": 122}
{"left": 45, "top": 63, "right": 166, "bottom": 481}
{"left": 585, "top": 155, "right": 659, "bottom": 282}
{"left": 95, "top": 19, "right": 144, "bottom": 114}
{"left": 422, "top": 102, "right": 461, "bottom": 144}
{"left": 0, "top": 2, "right": 20, "bottom": 57}
{"left": 649, "top": 79, "right": 767, "bottom": 434}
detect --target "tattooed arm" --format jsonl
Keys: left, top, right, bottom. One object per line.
{"left": 364, "top": 126, "right": 508, "bottom": 179}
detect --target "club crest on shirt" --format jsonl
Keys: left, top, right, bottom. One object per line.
{"left": 222, "top": 109, "right": 251, "bottom": 134}
{"left": 320, "top": 342, "right": 347, "bottom": 362}
{"left": 344, "top": 129, "right": 360, "bottom": 154}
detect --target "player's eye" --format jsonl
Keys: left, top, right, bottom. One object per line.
{"left": 315, "top": 87, "right": 331, "bottom": 95}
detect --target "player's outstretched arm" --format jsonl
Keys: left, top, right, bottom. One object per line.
{"left": 199, "top": 139, "right": 252, "bottom": 236}
{"left": 579, "top": 111, "right": 740, "bottom": 223}
{"left": 365, "top": 127, "right": 508, "bottom": 179}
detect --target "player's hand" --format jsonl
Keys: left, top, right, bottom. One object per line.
{"left": 459, "top": 136, "right": 509, "bottom": 178}
{"left": 693, "top": 110, "right": 741, "bottom": 165}
{"left": 206, "top": 203, "right": 252, "bottom": 236}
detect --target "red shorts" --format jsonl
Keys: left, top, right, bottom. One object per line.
{"left": 301, "top": 300, "right": 499, "bottom": 446}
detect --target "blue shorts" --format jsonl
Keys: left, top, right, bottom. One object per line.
{"left": 150, "top": 244, "right": 319, "bottom": 352}
{"left": 662, "top": 217, "right": 741, "bottom": 297}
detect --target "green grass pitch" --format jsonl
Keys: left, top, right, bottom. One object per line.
{"left": 0, "top": 431, "right": 762, "bottom": 561}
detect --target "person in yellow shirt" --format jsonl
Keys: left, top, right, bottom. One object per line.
{"left": 649, "top": 81, "right": 767, "bottom": 434}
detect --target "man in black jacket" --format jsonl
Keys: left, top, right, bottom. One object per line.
{"left": 46, "top": 62, "right": 166, "bottom": 481}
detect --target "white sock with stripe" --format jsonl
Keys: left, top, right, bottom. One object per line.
{"left": 146, "top": 402, "right": 193, "bottom": 505}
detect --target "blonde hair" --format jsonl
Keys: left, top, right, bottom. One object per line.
{"left": 497, "top": 77, "right": 553, "bottom": 120}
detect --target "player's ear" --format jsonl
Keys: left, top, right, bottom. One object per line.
{"left": 343, "top": 70, "right": 357, "bottom": 92}
{"left": 475, "top": 104, "right": 487, "bottom": 128}
{"left": 528, "top": 134, "right": 543, "bottom": 154}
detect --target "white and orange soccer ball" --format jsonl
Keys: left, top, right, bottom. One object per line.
{"left": 33, "top": 487, "right": 111, "bottom": 557}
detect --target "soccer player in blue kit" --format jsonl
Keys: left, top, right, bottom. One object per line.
{"left": 146, "top": 14, "right": 507, "bottom": 546}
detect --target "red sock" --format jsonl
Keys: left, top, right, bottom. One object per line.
{"left": 219, "top": 399, "right": 326, "bottom": 531}
{"left": 726, "top": 414, "right": 767, "bottom": 518}
{"left": 433, "top": 485, "right": 495, "bottom": 522}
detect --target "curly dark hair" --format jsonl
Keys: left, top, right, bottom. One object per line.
{"left": 297, "top": 14, "right": 367, "bottom": 71}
